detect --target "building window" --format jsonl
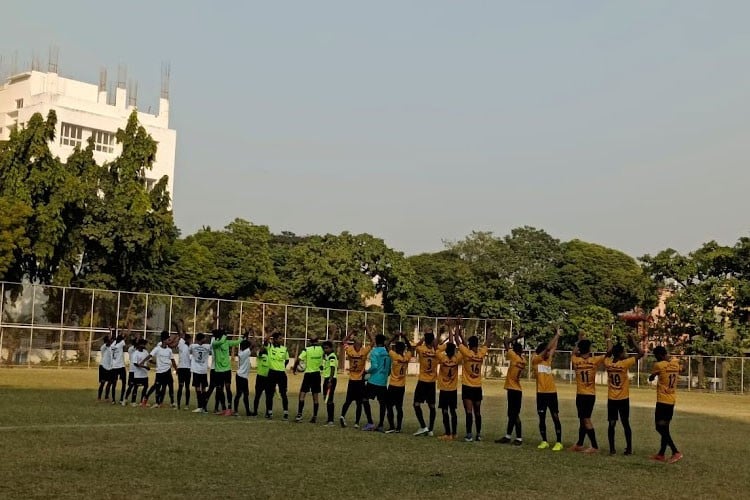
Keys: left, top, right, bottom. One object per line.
{"left": 92, "top": 129, "right": 115, "bottom": 153}
{"left": 15, "top": 99, "right": 23, "bottom": 109}
{"left": 60, "top": 123, "right": 83, "bottom": 148}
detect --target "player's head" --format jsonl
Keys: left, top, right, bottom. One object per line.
{"left": 653, "top": 345, "right": 668, "bottom": 361}
{"left": 468, "top": 335, "right": 479, "bottom": 349}
{"left": 196, "top": 332, "right": 206, "bottom": 344}
{"left": 424, "top": 332, "right": 435, "bottom": 346}
{"left": 212, "top": 328, "right": 225, "bottom": 340}
{"left": 512, "top": 342, "right": 523, "bottom": 355}
{"left": 612, "top": 343, "right": 625, "bottom": 360}
{"left": 115, "top": 333, "right": 124, "bottom": 342}
{"left": 375, "top": 334, "right": 386, "bottom": 346}
{"left": 271, "top": 332, "right": 283, "bottom": 346}
{"left": 352, "top": 337, "right": 363, "bottom": 350}
{"left": 394, "top": 341, "right": 406, "bottom": 354}
{"left": 137, "top": 338, "right": 147, "bottom": 350}
{"left": 577, "top": 339, "right": 592, "bottom": 355}
{"left": 103, "top": 335, "right": 111, "bottom": 346}
{"left": 160, "top": 330, "right": 170, "bottom": 342}
{"left": 445, "top": 342, "right": 456, "bottom": 357}
{"left": 322, "top": 341, "right": 333, "bottom": 354}
{"left": 535, "top": 343, "right": 546, "bottom": 355}
{"left": 240, "top": 339, "right": 251, "bottom": 351}
{"left": 309, "top": 335, "right": 319, "bottom": 345}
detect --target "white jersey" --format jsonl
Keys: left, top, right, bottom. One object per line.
{"left": 127, "top": 345, "right": 136, "bottom": 372}
{"left": 150, "top": 344, "right": 173, "bottom": 374}
{"left": 131, "top": 349, "right": 149, "bottom": 378}
{"left": 177, "top": 338, "right": 191, "bottom": 370}
{"left": 100, "top": 344, "right": 112, "bottom": 370}
{"left": 237, "top": 347, "right": 251, "bottom": 378}
{"left": 190, "top": 344, "right": 211, "bottom": 375}
{"left": 111, "top": 340, "right": 126, "bottom": 369}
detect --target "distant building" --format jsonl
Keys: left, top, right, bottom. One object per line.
{"left": 0, "top": 69, "right": 176, "bottom": 195}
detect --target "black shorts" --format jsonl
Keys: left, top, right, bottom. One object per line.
{"left": 99, "top": 366, "right": 112, "bottom": 383}
{"left": 300, "top": 372, "right": 322, "bottom": 394}
{"left": 213, "top": 370, "right": 231, "bottom": 385}
{"left": 461, "top": 385, "right": 483, "bottom": 402}
{"left": 413, "top": 381, "right": 436, "bottom": 405}
{"left": 111, "top": 367, "right": 126, "bottom": 382}
{"left": 126, "top": 371, "right": 135, "bottom": 385}
{"left": 209, "top": 369, "right": 218, "bottom": 387}
{"left": 236, "top": 374, "right": 249, "bottom": 393}
{"left": 366, "top": 383, "right": 387, "bottom": 402}
{"left": 346, "top": 380, "right": 366, "bottom": 402}
{"left": 506, "top": 389, "right": 522, "bottom": 417}
{"left": 387, "top": 385, "right": 406, "bottom": 406}
{"left": 438, "top": 390, "right": 457, "bottom": 410}
{"left": 133, "top": 377, "right": 149, "bottom": 387}
{"left": 255, "top": 374, "right": 268, "bottom": 392}
{"left": 607, "top": 398, "right": 630, "bottom": 421}
{"left": 655, "top": 402, "right": 675, "bottom": 423}
{"left": 576, "top": 394, "right": 596, "bottom": 419}
{"left": 155, "top": 371, "right": 173, "bottom": 385}
{"left": 323, "top": 378, "right": 338, "bottom": 404}
{"left": 192, "top": 373, "right": 208, "bottom": 388}
{"left": 267, "top": 370, "right": 288, "bottom": 395}
{"left": 536, "top": 392, "right": 559, "bottom": 415}
{"left": 177, "top": 368, "right": 191, "bottom": 384}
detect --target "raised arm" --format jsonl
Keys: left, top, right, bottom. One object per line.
{"left": 628, "top": 333, "right": 644, "bottom": 360}
{"left": 365, "top": 326, "right": 375, "bottom": 347}
{"left": 605, "top": 327, "right": 613, "bottom": 357}
{"left": 542, "top": 327, "right": 560, "bottom": 360}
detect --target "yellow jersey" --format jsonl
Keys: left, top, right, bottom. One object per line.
{"left": 504, "top": 350, "right": 526, "bottom": 391}
{"left": 604, "top": 356, "right": 637, "bottom": 400}
{"left": 532, "top": 354, "right": 556, "bottom": 394}
{"left": 416, "top": 344, "right": 438, "bottom": 383}
{"left": 388, "top": 351, "right": 412, "bottom": 387}
{"left": 458, "top": 345, "right": 488, "bottom": 388}
{"left": 345, "top": 345, "right": 371, "bottom": 381}
{"left": 651, "top": 358, "right": 681, "bottom": 405}
{"left": 572, "top": 354, "right": 605, "bottom": 396}
{"left": 436, "top": 351, "right": 462, "bottom": 391}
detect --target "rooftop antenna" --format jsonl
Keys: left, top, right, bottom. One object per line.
{"left": 117, "top": 64, "right": 127, "bottom": 90}
{"left": 160, "top": 61, "right": 170, "bottom": 99}
{"left": 11, "top": 50, "right": 18, "bottom": 76}
{"left": 127, "top": 79, "right": 138, "bottom": 107}
{"left": 99, "top": 67, "right": 107, "bottom": 92}
{"left": 107, "top": 81, "right": 116, "bottom": 106}
{"left": 31, "top": 50, "right": 41, "bottom": 71}
{"left": 47, "top": 45, "right": 59, "bottom": 73}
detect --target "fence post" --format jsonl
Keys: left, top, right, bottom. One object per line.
{"left": 637, "top": 358, "right": 640, "bottom": 388}
{"left": 687, "top": 356, "right": 691, "bottom": 392}
{"left": 29, "top": 285, "right": 35, "bottom": 367}
{"left": 115, "top": 291, "right": 121, "bottom": 330}
{"left": 741, "top": 357, "right": 744, "bottom": 395}
{"left": 284, "top": 306, "right": 288, "bottom": 340}
{"left": 193, "top": 299, "right": 198, "bottom": 335}
{"left": 216, "top": 299, "right": 221, "bottom": 330}
{"left": 383, "top": 314, "right": 387, "bottom": 335}
{"left": 58, "top": 288, "right": 65, "bottom": 368}
{"left": 569, "top": 353, "right": 573, "bottom": 385}
{"left": 0, "top": 282, "right": 3, "bottom": 364}
{"left": 345, "top": 310, "right": 349, "bottom": 337}
{"left": 88, "top": 290, "right": 95, "bottom": 368}
{"left": 527, "top": 350, "right": 532, "bottom": 380}
{"left": 713, "top": 356, "right": 718, "bottom": 393}
{"left": 326, "top": 308, "right": 330, "bottom": 340}
{"left": 168, "top": 295, "right": 173, "bottom": 333}
{"left": 304, "top": 307, "right": 309, "bottom": 343}
{"left": 238, "top": 302, "right": 243, "bottom": 335}
{"left": 144, "top": 293, "right": 149, "bottom": 337}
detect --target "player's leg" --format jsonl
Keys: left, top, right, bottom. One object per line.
{"left": 582, "top": 396, "right": 598, "bottom": 452}
{"left": 413, "top": 382, "right": 427, "bottom": 433}
{"left": 607, "top": 399, "right": 618, "bottom": 454}
{"left": 385, "top": 387, "right": 396, "bottom": 431}
{"left": 118, "top": 369, "right": 127, "bottom": 403}
{"left": 279, "top": 372, "right": 289, "bottom": 418}
{"left": 265, "top": 372, "right": 277, "bottom": 418}
{"left": 377, "top": 387, "right": 387, "bottom": 430}
{"left": 395, "top": 387, "right": 405, "bottom": 432}
{"left": 537, "top": 395, "right": 549, "bottom": 447}
{"left": 311, "top": 375, "right": 321, "bottom": 423}
{"left": 233, "top": 374, "right": 242, "bottom": 415}
{"left": 166, "top": 373, "right": 175, "bottom": 407}
{"left": 473, "top": 400, "right": 483, "bottom": 441}
{"left": 621, "top": 399, "right": 632, "bottom": 455}
{"left": 98, "top": 366, "right": 106, "bottom": 400}
{"left": 325, "top": 379, "right": 336, "bottom": 425}
{"left": 463, "top": 390, "right": 474, "bottom": 442}
{"left": 573, "top": 395, "right": 586, "bottom": 450}
{"left": 177, "top": 369, "right": 185, "bottom": 408}
{"left": 224, "top": 376, "right": 233, "bottom": 414}
{"left": 427, "top": 388, "right": 436, "bottom": 435}
{"left": 550, "top": 394, "right": 563, "bottom": 450}
{"left": 296, "top": 375, "right": 308, "bottom": 421}
{"left": 449, "top": 395, "right": 458, "bottom": 440}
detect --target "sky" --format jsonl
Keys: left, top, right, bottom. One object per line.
{"left": 2, "top": 1, "right": 749, "bottom": 258}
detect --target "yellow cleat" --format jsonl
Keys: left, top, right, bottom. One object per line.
{"left": 552, "top": 442, "right": 564, "bottom": 452}
{"left": 537, "top": 441, "right": 550, "bottom": 450}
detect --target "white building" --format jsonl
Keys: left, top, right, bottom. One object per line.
{"left": 0, "top": 70, "right": 176, "bottom": 194}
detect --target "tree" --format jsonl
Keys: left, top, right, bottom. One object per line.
{"left": 0, "top": 197, "right": 31, "bottom": 279}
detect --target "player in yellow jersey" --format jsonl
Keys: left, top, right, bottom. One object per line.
{"left": 649, "top": 346, "right": 683, "bottom": 464}
{"left": 495, "top": 332, "right": 525, "bottom": 446}
{"left": 436, "top": 331, "right": 462, "bottom": 440}
{"left": 604, "top": 331, "right": 643, "bottom": 455}
{"left": 339, "top": 328, "right": 375, "bottom": 428}
{"left": 570, "top": 332, "right": 608, "bottom": 453}
{"left": 456, "top": 326, "right": 490, "bottom": 442}
{"left": 532, "top": 328, "right": 563, "bottom": 451}
{"left": 413, "top": 331, "right": 438, "bottom": 437}
{"left": 385, "top": 335, "right": 413, "bottom": 433}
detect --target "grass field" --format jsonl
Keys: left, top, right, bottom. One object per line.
{"left": 1, "top": 369, "right": 749, "bottom": 499}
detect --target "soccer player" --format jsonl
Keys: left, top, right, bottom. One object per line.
{"left": 436, "top": 330, "right": 462, "bottom": 440}
{"left": 605, "top": 331, "right": 644, "bottom": 455}
{"left": 385, "top": 335, "right": 413, "bottom": 433}
{"left": 110, "top": 329, "right": 128, "bottom": 405}
{"left": 265, "top": 332, "right": 290, "bottom": 421}
{"left": 292, "top": 336, "right": 325, "bottom": 423}
{"left": 456, "top": 326, "right": 491, "bottom": 442}
{"left": 362, "top": 333, "right": 391, "bottom": 432}
{"left": 176, "top": 327, "right": 192, "bottom": 410}
{"left": 130, "top": 339, "right": 150, "bottom": 406}
{"left": 496, "top": 332, "right": 525, "bottom": 446}
{"left": 250, "top": 340, "right": 270, "bottom": 416}
{"left": 143, "top": 331, "right": 178, "bottom": 408}
{"left": 649, "top": 346, "right": 683, "bottom": 464}
{"left": 97, "top": 335, "right": 113, "bottom": 401}
{"left": 190, "top": 333, "right": 212, "bottom": 413}
{"left": 412, "top": 331, "right": 438, "bottom": 437}
{"left": 339, "top": 328, "right": 374, "bottom": 428}
{"left": 233, "top": 337, "right": 253, "bottom": 416}
{"left": 322, "top": 340, "right": 338, "bottom": 426}
{"left": 570, "top": 332, "right": 608, "bottom": 453}
{"left": 532, "top": 328, "right": 563, "bottom": 451}
{"left": 124, "top": 333, "right": 142, "bottom": 404}
{"left": 212, "top": 328, "right": 243, "bottom": 416}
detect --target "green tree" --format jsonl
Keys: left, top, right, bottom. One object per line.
{"left": 0, "top": 197, "right": 31, "bottom": 278}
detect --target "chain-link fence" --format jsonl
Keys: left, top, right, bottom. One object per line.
{"left": 0, "top": 281, "right": 512, "bottom": 369}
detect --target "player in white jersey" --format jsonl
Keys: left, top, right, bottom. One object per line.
{"left": 97, "top": 336, "right": 113, "bottom": 401}
{"left": 233, "top": 338, "right": 253, "bottom": 416}
{"left": 176, "top": 332, "right": 192, "bottom": 410}
{"left": 190, "top": 333, "right": 212, "bottom": 413}
{"left": 130, "top": 339, "right": 151, "bottom": 406}
{"left": 109, "top": 330, "right": 128, "bottom": 405}
{"left": 124, "top": 336, "right": 137, "bottom": 403}
{"left": 142, "top": 331, "right": 178, "bottom": 408}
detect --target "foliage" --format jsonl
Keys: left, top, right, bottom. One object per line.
{"left": 0, "top": 197, "right": 31, "bottom": 278}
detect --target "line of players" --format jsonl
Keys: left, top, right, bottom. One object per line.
{"left": 96, "top": 324, "right": 683, "bottom": 464}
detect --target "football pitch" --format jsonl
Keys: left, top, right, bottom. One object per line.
{"left": 1, "top": 370, "right": 749, "bottom": 500}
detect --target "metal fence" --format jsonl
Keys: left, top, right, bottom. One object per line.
{"left": 0, "top": 281, "right": 511, "bottom": 369}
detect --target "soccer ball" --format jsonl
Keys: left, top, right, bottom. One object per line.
{"left": 297, "top": 361, "right": 306, "bottom": 372}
